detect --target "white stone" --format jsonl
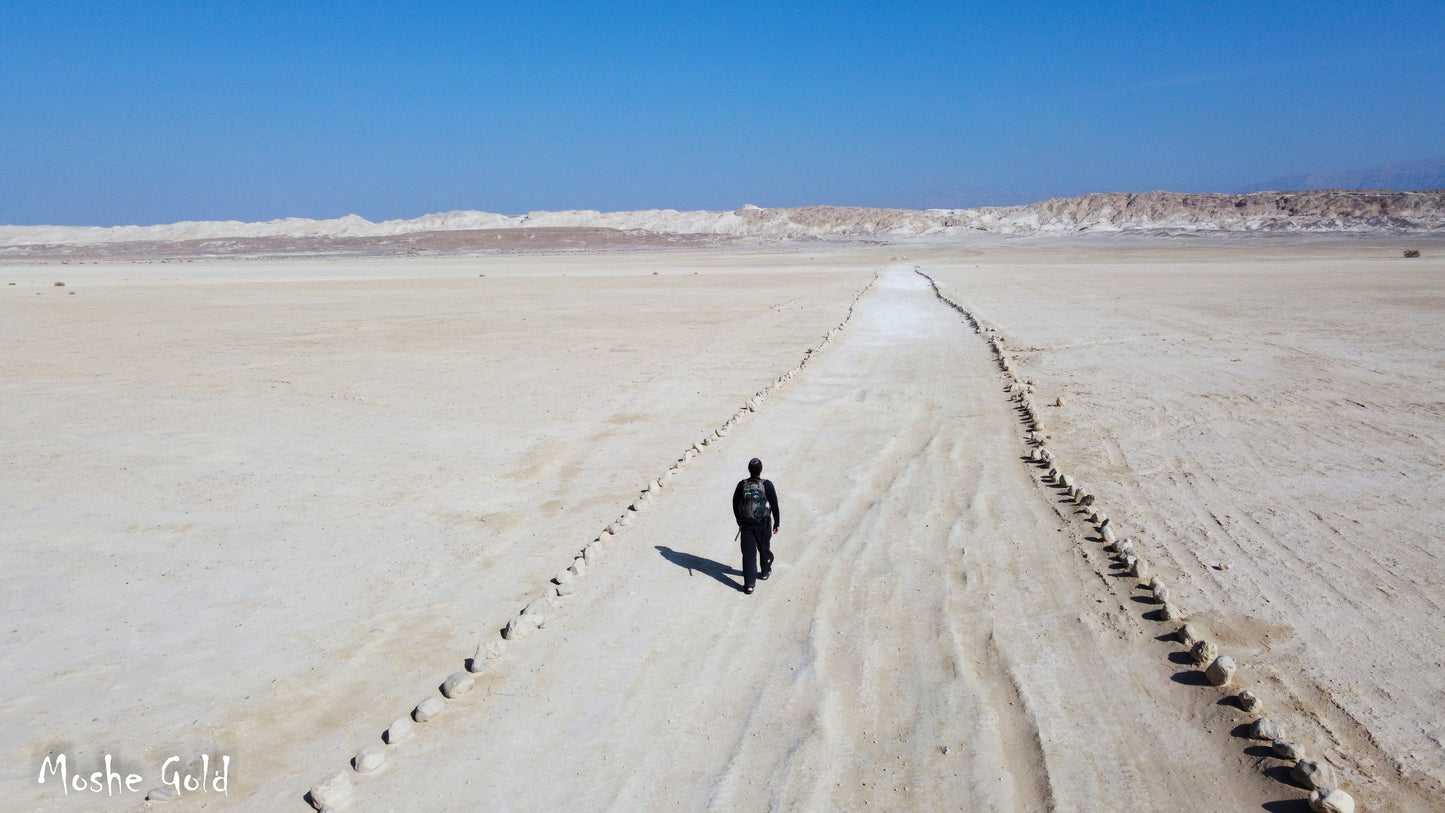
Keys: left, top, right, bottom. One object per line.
{"left": 1152, "top": 583, "right": 1170, "bottom": 605}
{"left": 569, "top": 558, "right": 587, "bottom": 577}
{"left": 1239, "top": 690, "right": 1263, "bottom": 714}
{"left": 1205, "top": 655, "right": 1237, "bottom": 686}
{"left": 1292, "top": 759, "right": 1338, "bottom": 791}
{"left": 1247, "top": 717, "right": 1286, "bottom": 741}
{"left": 467, "top": 645, "right": 490, "bottom": 673}
{"left": 1191, "top": 640, "right": 1219, "bottom": 666}
{"left": 414, "top": 696, "right": 445, "bottom": 722}
{"left": 1059, "top": 473, "right": 1074, "bottom": 489}
{"left": 385, "top": 715, "right": 414, "bottom": 744}
{"left": 441, "top": 671, "right": 475, "bottom": 699}
{"left": 1177, "top": 623, "right": 1200, "bottom": 647}
{"left": 1079, "top": 493, "right": 1095, "bottom": 506}
{"left": 555, "top": 568, "right": 575, "bottom": 585}
{"left": 503, "top": 615, "right": 535, "bottom": 640}
{"left": 1160, "top": 602, "right": 1183, "bottom": 621}
{"left": 484, "top": 639, "right": 507, "bottom": 660}
{"left": 555, "top": 580, "right": 576, "bottom": 596}
{"left": 353, "top": 743, "right": 386, "bottom": 773}
{"left": 648, "top": 479, "right": 661, "bottom": 493}
{"left": 1130, "top": 558, "right": 1150, "bottom": 580}
{"left": 309, "top": 771, "right": 353, "bottom": 810}
{"left": 1101, "top": 525, "right": 1117, "bottom": 544}
{"left": 1308, "top": 788, "right": 1354, "bottom": 813}
{"left": 1273, "top": 740, "right": 1305, "bottom": 760}
{"left": 583, "top": 543, "right": 601, "bottom": 566}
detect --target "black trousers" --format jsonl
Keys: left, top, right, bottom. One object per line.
{"left": 739, "top": 523, "right": 773, "bottom": 589}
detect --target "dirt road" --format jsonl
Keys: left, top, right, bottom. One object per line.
{"left": 350, "top": 266, "right": 1277, "bottom": 811}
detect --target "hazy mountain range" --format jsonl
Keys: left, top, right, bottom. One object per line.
{"left": 1243, "top": 158, "right": 1445, "bottom": 194}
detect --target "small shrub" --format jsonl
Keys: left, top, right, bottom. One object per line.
{"left": 53, "top": 281, "right": 65, "bottom": 287}
{"left": 1403, "top": 249, "right": 1421, "bottom": 258}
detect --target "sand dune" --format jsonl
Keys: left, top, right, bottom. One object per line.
{"left": 3, "top": 237, "right": 1443, "bottom": 811}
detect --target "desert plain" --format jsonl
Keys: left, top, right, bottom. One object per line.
{"left": 3, "top": 233, "right": 1444, "bottom": 812}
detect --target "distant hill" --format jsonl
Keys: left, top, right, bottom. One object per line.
{"left": 1245, "top": 158, "right": 1445, "bottom": 193}
{"left": 3, "top": 190, "right": 1443, "bottom": 256}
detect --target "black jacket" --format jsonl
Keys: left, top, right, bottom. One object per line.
{"left": 732, "top": 478, "right": 780, "bottom": 527}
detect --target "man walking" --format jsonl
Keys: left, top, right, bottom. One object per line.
{"left": 732, "top": 457, "right": 780, "bottom": 595}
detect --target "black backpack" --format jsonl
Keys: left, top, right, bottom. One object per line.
{"left": 740, "top": 478, "right": 770, "bottom": 524}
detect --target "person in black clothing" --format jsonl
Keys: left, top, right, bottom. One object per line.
{"left": 732, "top": 457, "right": 780, "bottom": 594}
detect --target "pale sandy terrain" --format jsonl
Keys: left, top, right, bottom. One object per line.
{"left": 2, "top": 236, "right": 1442, "bottom": 812}
{"left": 915, "top": 237, "right": 1445, "bottom": 811}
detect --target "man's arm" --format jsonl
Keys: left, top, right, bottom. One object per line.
{"left": 732, "top": 480, "right": 744, "bottom": 525}
{"left": 765, "top": 480, "right": 780, "bottom": 531}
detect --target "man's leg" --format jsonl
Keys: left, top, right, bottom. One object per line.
{"left": 739, "top": 526, "right": 759, "bottom": 591}
{"left": 758, "top": 525, "right": 774, "bottom": 578}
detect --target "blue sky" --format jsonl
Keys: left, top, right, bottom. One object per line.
{"left": 2, "top": 1, "right": 1441, "bottom": 225}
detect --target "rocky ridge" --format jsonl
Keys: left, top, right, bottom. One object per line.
{"left": 2, "top": 190, "right": 1441, "bottom": 252}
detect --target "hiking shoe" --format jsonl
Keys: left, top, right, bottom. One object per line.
{"left": 759, "top": 571, "right": 771, "bottom": 580}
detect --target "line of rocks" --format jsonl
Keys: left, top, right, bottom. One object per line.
{"left": 304, "top": 272, "right": 880, "bottom": 811}
{"left": 912, "top": 267, "right": 1357, "bottom": 813}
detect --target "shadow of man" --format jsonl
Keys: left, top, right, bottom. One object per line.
{"left": 655, "top": 546, "right": 746, "bottom": 592}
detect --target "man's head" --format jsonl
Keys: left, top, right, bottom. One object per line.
{"left": 748, "top": 457, "right": 763, "bottom": 477}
